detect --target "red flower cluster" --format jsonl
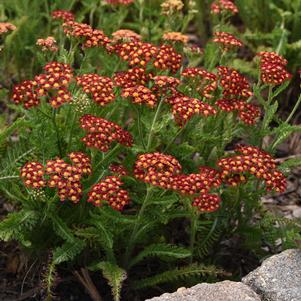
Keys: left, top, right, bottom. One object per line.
{"left": 215, "top": 67, "right": 260, "bottom": 125}
{"left": 153, "top": 44, "right": 182, "bottom": 73}
{"left": 112, "top": 29, "right": 141, "bottom": 42}
{"left": 213, "top": 32, "right": 243, "bottom": 50}
{"left": 256, "top": 52, "right": 291, "bottom": 85}
{"left": 12, "top": 80, "right": 40, "bottom": 109}
{"left": 105, "top": 0, "right": 134, "bottom": 4}
{"left": 216, "top": 98, "right": 260, "bottom": 125}
{"left": 51, "top": 10, "right": 75, "bottom": 22}
{"left": 114, "top": 68, "right": 152, "bottom": 88}
{"left": 0, "top": 22, "right": 16, "bottom": 35}
{"left": 80, "top": 114, "right": 133, "bottom": 152}
{"left": 69, "top": 152, "right": 92, "bottom": 175}
{"left": 20, "top": 152, "right": 91, "bottom": 203}
{"left": 76, "top": 74, "right": 115, "bottom": 106}
{"left": 63, "top": 21, "right": 111, "bottom": 49}
{"left": 46, "top": 158, "right": 83, "bottom": 202}
{"left": 152, "top": 75, "right": 180, "bottom": 96}
{"left": 87, "top": 176, "right": 130, "bottom": 211}
{"left": 34, "top": 62, "right": 73, "bottom": 108}
{"left": 121, "top": 85, "right": 157, "bottom": 107}
{"left": 20, "top": 162, "right": 46, "bottom": 188}
{"left": 115, "top": 41, "right": 158, "bottom": 67}
{"left": 192, "top": 194, "right": 221, "bottom": 213}
{"left": 36, "top": 36, "right": 58, "bottom": 52}
{"left": 12, "top": 62, "right": 73, "bottom": 109}
{"left": 172, "top": 167, "right": 221, "bottom": 212}
{"left": 109, "top": 164, "right": 129, "bottom": 176}
{"left": 134, "top": 153, "right": 182, "bottom": 189}
{"left": 181, "top": 67, "right": 217, "bottom": 98}
{"left": 211, "top": 0, "right": 238, "bottom": 15}
{"left": 172, "top": 167, "right": 221, "bottom": 195}
{"left": 169, "top": 96, "right": 217, "bottom": 126}
{"left": 218, "top": 145, "right": 286, "bottom": 192}
{"left": 217, "top": 66, "right": 252, "bottom": 98}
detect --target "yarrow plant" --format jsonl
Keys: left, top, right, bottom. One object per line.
{"left": 1, "top": 2, "right": 301, "bottom": 301}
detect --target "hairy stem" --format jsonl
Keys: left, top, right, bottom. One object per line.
{"left": 123, "top": 185, "right": 153, "bottom": 267}
{"left": 52, "top": 109, "right": 63, "bottom": 157}
{"left": 146, "top": 98, "right": 164, "bottom": 151}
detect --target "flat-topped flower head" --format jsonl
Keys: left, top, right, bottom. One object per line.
{"left": 63, "top": 21, "right": 111, "bottom": 49}
{"left": 216, "top": 99, "right": 260, "bottom": 125}
{"left": 217, "top": 66, "right": 252, "bottom": 98}
{"left": 172, "top": 168, "right": 221, "bottom": 196}
{"left": 181, "top": 67, "right": 217, "bottom": 98}
{"left": 121, "top": 85, "right": 157, "bottom": 107}
{"left": 134, "top": 153, "right": 182, "bottom": 189}
{"left": 152, "top": 75, "right": 180, "bottom": 96}
{"left": 20, "top": 162, "right": 46, "bottom": 188}
{"left": 256, "top": 52, "right": 291, "bottom": 85}
{"left": 114, "top": 68, "right": 152, "bottom": 89}
{"left": 80, "top": 114, "right": 133, "bottom": 152}
{"left": 162, "top": 32, "right": 189, "bottom": 44}
{"left": 153, "top": 44, "right": 182, "bottom": 73}
{"left": 12, "top": 80, "right": 40, "bottom": 109}
{"left": 68, "top": 152, "right": 92, "bottom": 176}
{"left": 169, "top": 96, "right": 217, "bottom": 126}
{"left": 87, "top": 176, "right": 130, "bottom": 211}
{"left": 112, "top": 29, "right": 141, "bottom": 42}
{"left": 213, "top": 32, "right": 243, "bottom": 50}
{"left": 218, "top": 145, "right": 286, "bottom": 192}
{"left": 36, "top": 36, "right": 58, "bottom": 52}
{"left": 115, "top": 41, "right": 158, "bottom": 67}
{"left": 52, "top": 10, "right": 75, "bottom": 22}
{"left": 0, "top": 22, "right": 16, "bottom": 35}
{"left": 76, "top": 74, "right": 115, "bottom": 106}
{"left": 46, "top": 158, "right": 83, "bottom": 203}
{"left": 161, "top": 0, "right": 184, "bottom": 15}
{"left": 192, "top": 193, "right": 221, "bottom": 213}
{"left": 211, "top": 0, "right": 238, "bottom": 15}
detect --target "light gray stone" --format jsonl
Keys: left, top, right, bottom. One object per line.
{"left": 242, "top": 249, "right": 301, "bottom": 301}
{"left": 145, "top": 281, "right": 261, "bottom": 301}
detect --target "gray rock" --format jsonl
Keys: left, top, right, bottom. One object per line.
{"left": 243, "top": 249, "right": 301, "bottom": 301}
{"left": 145, "top": 280, "right": 261, "bottom": 301}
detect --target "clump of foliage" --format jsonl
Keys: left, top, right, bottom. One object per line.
{"left": 1, "top": 1, "right": 301, "bottom": 300}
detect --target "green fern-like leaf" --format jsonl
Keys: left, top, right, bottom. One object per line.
{"left": 132, "top": 264, "right": 224, "bottom": 289}
{"left": 90, "top": 261, "right": 127, "bottom": 301}
{"left": 53, "top": 239, "right": 85, "bottom": 264}
{"left": 0, "top": 210, "right": 39, "bottom": 247}
{"left": 128, "top": 243, "right": 191, "bottom": 269}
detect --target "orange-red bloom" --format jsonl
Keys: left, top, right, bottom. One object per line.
{"left": 211, "top": 0, "right": 238, "bottom": 15}
{"left": 76, "top": 74, "right": 115, "bottom": 106}
{"left": 80, "top": 114, "right": 133, "bottom": 152}
{"left": 169, "top": 96, "right": 217, "bottom": 126}
{"left": 52, "top": 10, "right": 75, "bottom": 22}
{"left": 256, "top": 52, "right": 291, "bottom": 85}
{"left": 87, "top": 176, "right": 130, "bottom": 210}
{"left": 213, "top": 32, "right": 243, "bottom": 50}
{"left": 134, "top": 153, "right": 182, "bottom": 189}
{"left": 121, "top": 85, "right": 157, "bottom": 107}
{"left": 218, "top": 145, "right": 286, "bottom": 192}
{"left": 20, "top": 162, "right": 46, "bottom": 188}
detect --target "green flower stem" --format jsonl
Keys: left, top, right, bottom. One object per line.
{"left": 285, "top": 93, "right": 301, "bottom": 124}
{"left": 123, "top": 185, "right": 153, "bottom": 268}
{"left": 185, "top": 197, "right": 199, "bottom": 263}
{"left": 94, "top": 144, "right": 121, "bottom": 171}
{"left": 67, "top": 111, "right": 78, "bottom": 153}
{"left": 146, "top": 98, "right": 164, "bottom": 151}
{"left": 52, "top": 109, "right": 63, "bottom": 157}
